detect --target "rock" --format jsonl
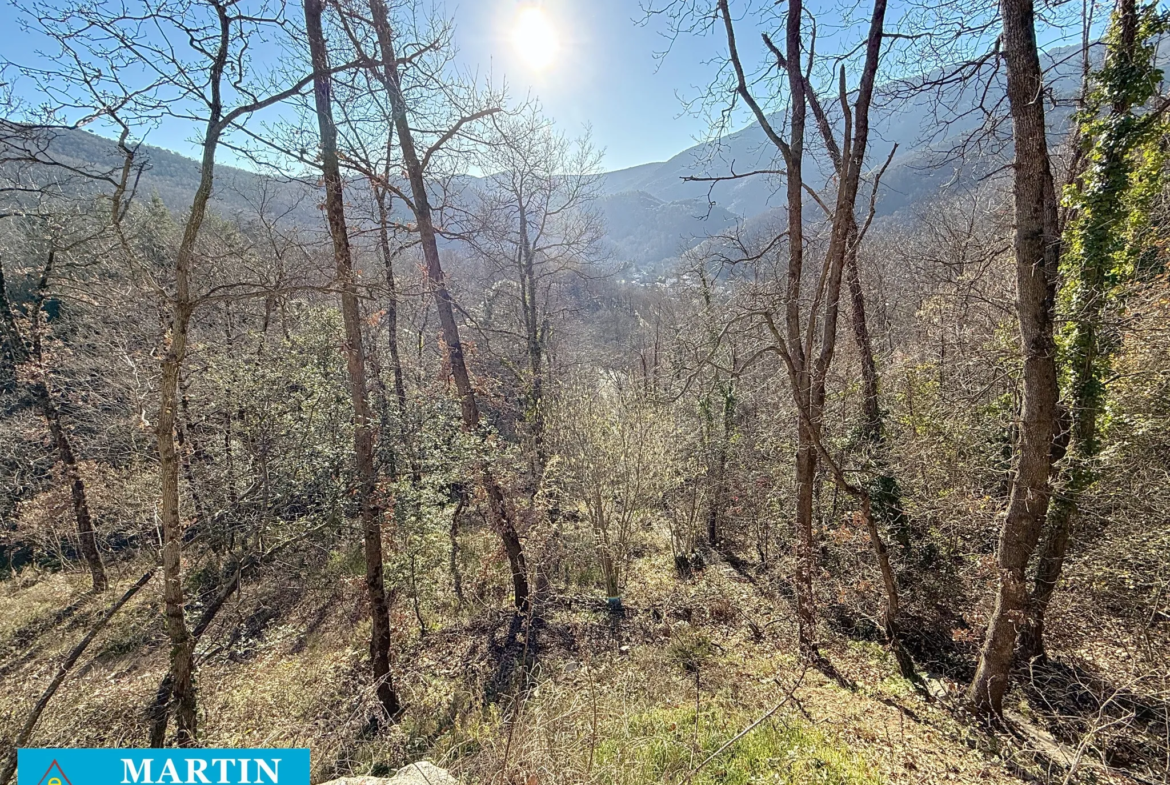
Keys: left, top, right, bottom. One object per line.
{"left": 389, "top": 763, "right": 458, "bottom": 785}
{"left": 319, "top": 762, "right": 457, "bottom": 785}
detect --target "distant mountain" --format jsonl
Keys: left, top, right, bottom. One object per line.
{"left": 591, "top": 39, "right": 1107, "bottom": 238}
{"left": 2, "top": 39, "right": 1126, "bottom": 272}
{"left": 0, "top": 123, "right": 322, "bottom": 228}
{"left": 596, "top": 191, "right": 738, "bottom": 276}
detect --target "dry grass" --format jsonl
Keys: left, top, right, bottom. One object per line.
{"left": 0, "top": 523, "right": 1160, "bottom": 784}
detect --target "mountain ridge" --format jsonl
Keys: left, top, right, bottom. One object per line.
{"left": 2, "top": 38, "right": 1108, "bottom": 272}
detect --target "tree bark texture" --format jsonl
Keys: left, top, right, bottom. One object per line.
{"left": 967, "top": 0, "right": 1061, "bottom": 715}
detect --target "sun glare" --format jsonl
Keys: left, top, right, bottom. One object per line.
{"left": 511, "top": 6, "right": 559, "bottom": 71}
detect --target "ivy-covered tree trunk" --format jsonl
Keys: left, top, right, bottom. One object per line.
{"left": 1019, "top": 0, "right": 1168, "bottom": 663}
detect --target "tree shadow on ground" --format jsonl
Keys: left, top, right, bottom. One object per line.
{"left": 0, "top": 591, "right": 96, "bottom": 679}
{"left": 1019, "top": 656, "right": 1170, "bottom": 778}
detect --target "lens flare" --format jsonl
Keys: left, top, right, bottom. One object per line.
{"left": 511, "top": 6, "right": 559, "bottom": 71}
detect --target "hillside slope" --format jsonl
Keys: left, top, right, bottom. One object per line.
{"left": 0, "top": 521, "right": 1132, "bottom": 785}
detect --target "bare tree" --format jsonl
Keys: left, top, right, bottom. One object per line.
{"left": 0, "top": 246, "right": 107, "bottom": 592}
{"left": 303, "top": 0, "right": 401, "bottom": 721}
{"left": 15, "top": 0, "right": 353, "bottom": 743}
{"left": 0, "top": 111, "right": 161, "bottom": 595}
{"left": 324, "top": 51, "right": 416, "bottom": 483}
{"left": 468, "top": 109, "right": 604, "bottom": 484}
{"left": 359, "top": 0, "right": 531, "bottom": 610}
{"left": 658, "top": 0, "right": 894, "bottom": 664}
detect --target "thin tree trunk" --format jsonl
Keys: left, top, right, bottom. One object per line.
{"left": 408, "top": 551, "right": 426, "bottom": 636}
{"left": 857, "top": 493, "right": 916, "bottom": 680}
{"left": 367, "top": 182, "right": 409, "bottom": 484}
{"left": 304, "top": 0, "right": 401, "bottom": 721}
{"left": 1018, "top": 493, "right": 1073, "bottom": 661}
{"left": 0, "top": 570, "right": 153, "bottom": 785}
{"left": 0, "top": 258, "right": 107, "bottom": 592}
{"left": 148, "top": 537, "right": 301, "bottom": 745}
{"left": 367, "top": 0, "right": 529, "bottom": 611}
{"left": 45, "top": 404, "right": 107, "bottom": 592}
{"left": 845, "top": 239, "right": 881, "bottom": 443}
{"left": 845, "top": 232, "right": 911, "bottom": 554}
{"left": 518, "top": 205, "right": 546, "bottom": 478}
{"left": 374, "top": 186, "right": 410, "bottom": 451}
{"left": 450, "top": 492, "right": 465, "bottom": 604}
{"left": 793, "top": 425, "right": 819, "bottom": 659}
{"left": 967, "top": 0, "right": 1061, "bottom": 715}
{"left": 805, "top": 0, "right": 885, "bottom": 662}
{"left": 159, "top": 330, "right": 196, "bottom": 747}
{"left": 705, "top": 378, "right": 734, "bottom": 547}
{"left": 840, "top": 231, "right": 912, "bottom": 667}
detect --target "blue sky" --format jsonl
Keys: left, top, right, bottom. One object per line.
{"left": 437, "top": 0, "right": 1093, "bottom": 170}
{"left": 451, "top": 0, "right": 737, "bottom": 170}
{"left": 2, "top": 0, "right": 741, "bottom": 172}
{"left": 1, "top": 0, "right": 1097, "bottom": 173}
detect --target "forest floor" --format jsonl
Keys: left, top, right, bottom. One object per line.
{"left": 0, "top": 524, "right": 1164, "bottom": 785}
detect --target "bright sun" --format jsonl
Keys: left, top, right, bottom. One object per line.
{"left": 511, "top": 7, "right": 559, "bottom": 71}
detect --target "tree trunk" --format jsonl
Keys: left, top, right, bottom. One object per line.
{"left": 148, "top": 542, "right": 297, "bottom": 745}
{"left": 775, "top": 0, "right": 816, "bottom": 660}
{"left": 796, "top": 0, "right": 888, "bottom": 663}
{"left": 1017, "top": 491, "right": 1073, "bottom": 662}
{"left": 856, "top": 492, "right": 918, "bottom": 680}
{"left": 45, "top": 402, "right": 107, "bottom": 593}
{"left": 845, "top": 234, "right": 911, "bottom": 554}
{"left": 374, "top": 186, "right": 411, "bottom": 461}
{"left": 304, "top": 0, "right": 402, "bottom": 722}
{"left": 0, "top": 258, "right": 107, "bottom": 592}
{"left": 793, "top": 423, "right": 819, "bottom": 659}
{"left": 158, "top": 311, "right": 197, "bottom": 746}
{"left": 518, "top": 205, "right": 547, "bottom": 479}
{"left": 845, "top": 238, "right": 882, "bottom": 445}
{"left": 368, "top": 0, "right": 529, "bottom": 611}
{"left": 705, "top": 378, "right": 734, "bottom": 547}
{"left": 967, "top": 0, "right": 1061, "bottom": 715}
{"left": 450, "top": 492, "right": 465, "bottom": 604}
{"left": 844, "top": 239, "right": 914, "bottom": 678}
{"left": 1018, "top": 0, "right": 1140, "bottom": 664}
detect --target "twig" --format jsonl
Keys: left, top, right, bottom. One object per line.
{"left": 683, "top": 666, "right": 807, "bottom": 783}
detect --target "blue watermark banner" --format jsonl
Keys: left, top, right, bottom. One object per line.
{"left": 17, "top": 749, "right": 310, "bottom": 785}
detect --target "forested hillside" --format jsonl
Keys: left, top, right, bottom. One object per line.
{"left": 1, "top": 0, "right": 1169, "bottom": 783}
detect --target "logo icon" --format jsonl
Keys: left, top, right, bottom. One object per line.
{"left": 35, "top": 762, "right": 72, "bottom": 785}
